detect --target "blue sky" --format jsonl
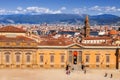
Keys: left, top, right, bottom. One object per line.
{"left": 0, "top": 0, "right": 120, "bottom": 16}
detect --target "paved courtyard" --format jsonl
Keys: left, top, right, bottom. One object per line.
{"left": 0, "top": 69, "right": 119, "bottom": 80}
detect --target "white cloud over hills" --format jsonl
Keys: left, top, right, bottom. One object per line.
{"left": 73, "top": 5, "right": 120, "bottom": 15}
{"left": 0, "top": 6, "right": 66, "bottom": 15}
{"left": 89, "top": 6, "right": 120, "bottom": 12}
{"left": 0, "top": 6, "right": 120, "bottom": 15}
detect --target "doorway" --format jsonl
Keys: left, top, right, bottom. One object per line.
{"left": 73, "top": 51, "right": 78, "bottom": 65}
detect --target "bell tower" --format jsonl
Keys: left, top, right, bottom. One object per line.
{"left": 84, "top": 15, "right": 90, "bottom": 37}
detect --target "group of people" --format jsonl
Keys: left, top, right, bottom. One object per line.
{"left": 65, "top": 64, "right": 86, "bottom": 75}
{"left": 81, "top": 65, "right": 86, "bottom": 74}
{"left": 66, "top": 64, "right": 71, "bottom": 75}
{"left": 65, "top": 64, "right": 114, "bottom": 79}
{"left": 104, "top": 73, "right": 113, "bottom": 78}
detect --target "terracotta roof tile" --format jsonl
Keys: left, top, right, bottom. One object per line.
{"left": 109, "top": 30, "right": 118, "bottom": 35}
{"left": 83, "top": 36, "right": 111, "bottom": 40}
{"left": 81, "top": 43, "right": 117, "bottom": 46}
{"left": 0, "top": 35, "right": 36, "bottom": 42}
{"left": 0, "top": 26, "right": 26, "bottom": 33}
{"left": 39, "top": 37, "right": 73, "bottom": 46}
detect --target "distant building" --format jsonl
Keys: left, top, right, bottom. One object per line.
{"left": 84, "top": 15, "right": 90, "bottom": 37}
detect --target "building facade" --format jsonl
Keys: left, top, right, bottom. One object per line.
{"left": 0, "top": 42, "right": 119, "bottom": 69}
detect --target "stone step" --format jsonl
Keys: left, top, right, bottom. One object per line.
{"left": 70, "top": 65, "right": 82, "bottom": 71}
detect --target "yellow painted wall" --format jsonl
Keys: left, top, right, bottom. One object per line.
{"left": 36, "top": 49, "right": 67, "bottom": 68}
{"left": 0, "top": 47, "right": 118, "bottom": 69}
{"left": 82, "top": 49, "right": 116, "bottom": 69}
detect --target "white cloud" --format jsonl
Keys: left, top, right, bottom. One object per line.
{"left": 73, "top": 8, "right": 81, "bottom": 14}
{"left": 0, "top": 6, "right": 120, "bottom": 15}
{"left": 0, "top": 9, "right": 6, "bottom": 15}
{"left": 73, "top": 7, "right": 87, "bottom": 14}
{"left": 104, "top": 6, "right": 117, "bottom": 12}
{"left": 97, "top": 13, "right": 103, "bottom": 15}
{"left": 89, "top": 5, "right": 120, "bottom": 12}
{"left": 89, "top": 6, "right": 102, "bottom": 11}
{"left": 26, "top": 6, "right": 62, "bottom": 14}
{"left": 0, "top": 6, "right": 66, "bottom": 15}
{"left": 17, "top": 7, "right": 23, "bottom": 11}
{"left": 118, "top": 9, "right": 120, "bottom": 11}
{"left": 60, "top": 7, "right": 66, "bottom": 10}
{"left": 73, "top": 5, "right": 120, "bottom": 15}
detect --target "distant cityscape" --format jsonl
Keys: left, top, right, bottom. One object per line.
{"left": 0, "top": 20, "right": 119, "bottom": 37}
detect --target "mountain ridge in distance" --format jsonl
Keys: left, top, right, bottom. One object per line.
{"left": 0, "top": 14, "right": 120, "bottom": 25}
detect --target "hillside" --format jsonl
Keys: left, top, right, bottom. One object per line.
{"left": 0, "top": 14, "right": 120, "bottom": 25}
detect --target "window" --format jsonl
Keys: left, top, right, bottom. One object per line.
{"left": 96, "top": 55, "right": 100, "bottom": 63}
{"left": 50, "top": 55, "right": 54, "bottom": 63}
{"left": 6, "top": 54, "right": 10, "bottom": 63}
{"left": 16, "top": 55, "right": 20, "bottom": 63}
{"left": 96, "top": 65, "right": 99, "bottom": 68}
{"left": 69, "top": 51, "right": 72, "bottom": 63}
{"left": 27, "top": 43, "right": 31, "bottom": 45}
{"left": 16, "top": 42, "right": 20, "bottom": 46}
{"left": 26, "top": 54, "right": 30, "bottom": 63}
{"left": 61, "top": 65, "right": 64, "bottom": 68}
{"left": 61, "top": 55, "right": 64, "bottom": 63}
{"left": 78, "top": 51, "right": 82, "bottom": 62}
{"left": 6, "top": 42, "right": 10, "bottom": 45}
{"left": 106, "top": 65, "right": 109, "bottom": 67}
{"left": 40, "top": 54, "right": 44, "bottom": 63}
{"left": 106, "top": 55, "right": 110, "bottom": 63}
{"left": 86, "top": 55, "right": 90, "bottom": 63}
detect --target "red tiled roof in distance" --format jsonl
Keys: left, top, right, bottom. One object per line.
{"left": 81, "top": 43, "right": 117, "bottom": 46}
{"left": 0, "top": 25, "right": 26, "bottom": 33}
{"left": 109, "top": 30, "right": 118, "bottom": 35}
{"left": 83, "top": 36, "right": 111, "bottom": 40}
{"left": 39, "top": 36, "right": 74, "bottom": 46}
{"left": 0, "top": 35, "right": 36, "bottom": 42}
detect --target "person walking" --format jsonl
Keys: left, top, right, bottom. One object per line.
{"left": 84, "top": 69, "right": 86, "bottom": 74}
{"left": 110, "top": 73, "right": 113, "bottom": 78}
{"left": 66, "top": 64, "right": 69, "bottom": 75}
{"left": 104, "top": 72, "right": 107, "bottom": 77}
{"left": 68, "top": 68, "right": 70, "bottom": 75}
{"left": 66, "top": 64, "right": 71, "bottom": 75}
{"left": 66, "top": 64, "right": 69, "bottom": 71}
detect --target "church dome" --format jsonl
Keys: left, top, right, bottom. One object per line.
{"left": 109, "top": 30, "right": 117, "bottom": 35}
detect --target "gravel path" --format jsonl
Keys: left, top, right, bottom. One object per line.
{"left": 0, "top": 69, "right": 119, "bottom": 80}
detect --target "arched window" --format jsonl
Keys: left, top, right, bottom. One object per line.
{"left": 86, "top": 55, "right": 90, "bottom": 63}
{"left": 50, "top": 54, "right": 54, "bottom": 63}
{"left": 15, "top": 53, "right": 21, "bottom": 63}
{"left": 61, "top": 54, "right": 64, "bottom": 63}
{"left": 27, "top": 55, "right": 30, "bottom": 62}
{"left": 69, "top": 51, "right": 72, "bottom": 63}
{"left": 6, "top": 55, "right": 10, "bottom": 63}
{"left": 5, "top": 52, "right": 10, "bottom": 63}
{"left": 26, "top": 53, "right": 31, "bottom": 63}
{"left": 106, "top": 55, "right": 110, "bottom": 63}
{"left": 78, "top": 51, "right": 82, "bottom": 63}
{"left": 40, "top": 54, "right": 44, "bottom": 63}
{"left": 96, "top": 55, "right": 100, "bottom": 63}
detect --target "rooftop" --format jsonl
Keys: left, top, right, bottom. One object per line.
{"left": 83, "top": 36, "right": 111, "bottom": 40}
{"left": 0, "top": 35, "right": 36, "bottom": 42}
{"left": 0, "top": 26, "right": 26, "bottom": 33}
{"left": 39, "top": 36, "right": 73, "bottom": 46}
{"left": 109, "top": 29, "right": 118, "bottom": 35}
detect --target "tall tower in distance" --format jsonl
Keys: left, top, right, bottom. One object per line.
{"left": 84, "top": 15, "right": 90, "bottom": 37}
